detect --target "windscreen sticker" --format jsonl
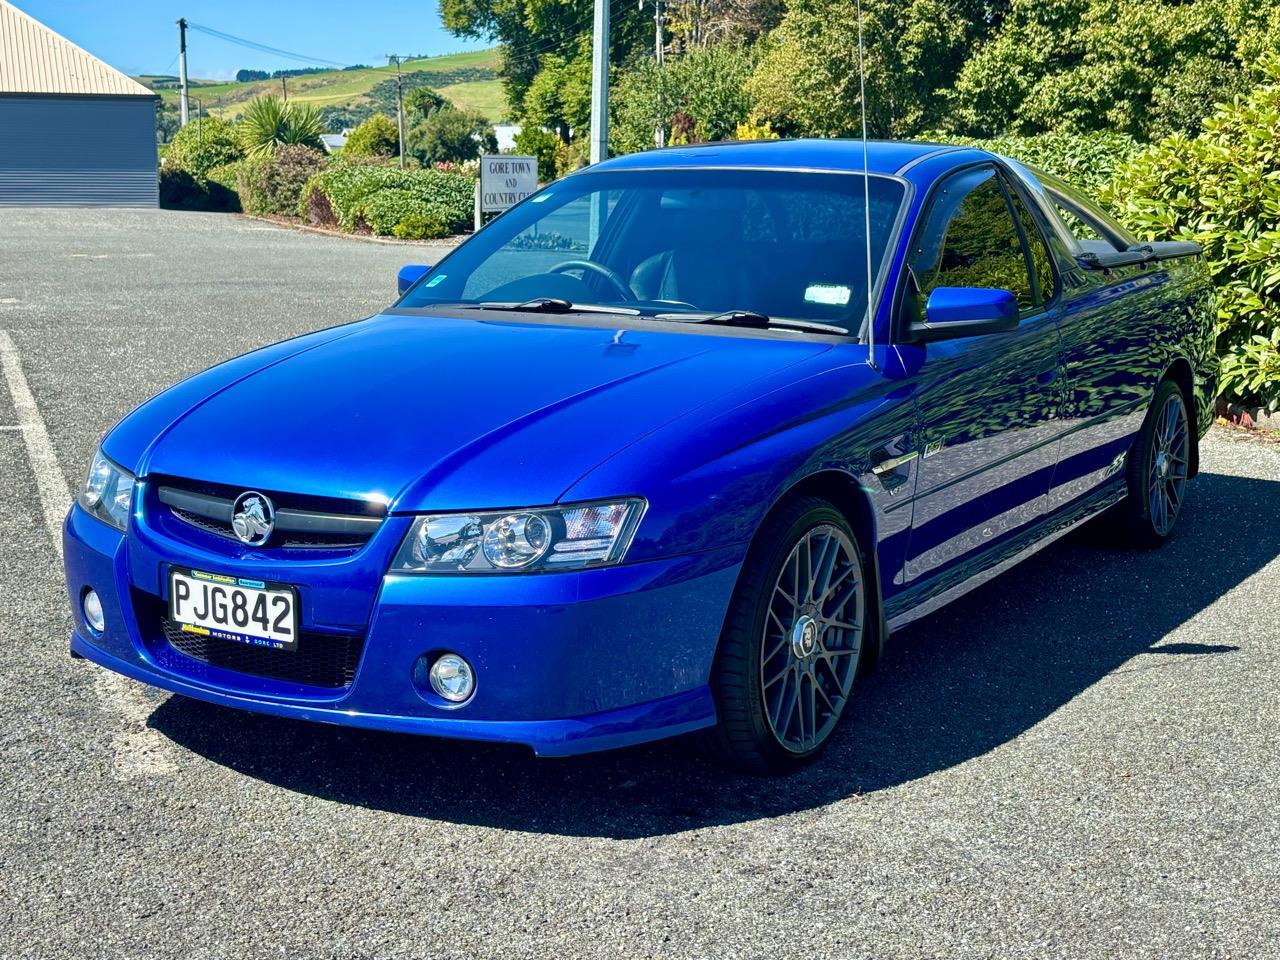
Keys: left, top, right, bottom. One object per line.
{"left": 804, "top": 283, "right": 853, "bottom": 306}
{"left": 425, "top": 274, "right": 447, "bottom": 287}
{"left": 531, "top": 193, "right": 551, "bottom": 203}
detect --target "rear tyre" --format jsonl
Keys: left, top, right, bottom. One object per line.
{"left": 707, "top": 497, "right": 871, "bottom": 773}
{"left": 1117, "top": 379, "right": 1191, "bottom": 547}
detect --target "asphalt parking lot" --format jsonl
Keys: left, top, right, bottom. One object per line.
{"left": 2, "top": 208, "right": 1278, "bottom": 959}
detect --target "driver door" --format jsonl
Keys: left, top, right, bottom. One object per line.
{"left": 899, "top": 164, "right": 1063, "bottom": 589}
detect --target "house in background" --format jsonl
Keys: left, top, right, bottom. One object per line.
{"left": 0, "top": 0, "right": 158, "bottom": 207}
{"left": 319, "top": 132, "right": 348, "bottom": 154}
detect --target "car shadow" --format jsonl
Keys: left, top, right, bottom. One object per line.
{"left": 148, "top": 471, "right": 1278, "bottom": 838}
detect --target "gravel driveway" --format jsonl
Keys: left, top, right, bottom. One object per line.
{"left": 2, "top": 209, "right": 1277, "bottom": 959}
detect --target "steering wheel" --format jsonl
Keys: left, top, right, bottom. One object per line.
{"left": 549, "top": 259, "right": 636, "bottom": 302}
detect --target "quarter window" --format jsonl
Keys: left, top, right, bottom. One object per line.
{"left": 909, "top": 167, "right": 1039, "bottom": 314}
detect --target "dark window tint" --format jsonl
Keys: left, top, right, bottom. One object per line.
{"left": 910, "top": 167, "right": 1036, "bottom": 311}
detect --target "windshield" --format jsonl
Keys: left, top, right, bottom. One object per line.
{"left": 399, "top": 167, "right": 907, "bottom": 337}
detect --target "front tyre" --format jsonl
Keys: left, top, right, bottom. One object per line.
{"left": 1119, "top": 379, "right": 1191, "bottom": 547}
{"left": 708, "top": 497, "right": 870, "bottom": 773}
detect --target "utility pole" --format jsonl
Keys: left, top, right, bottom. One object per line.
{"left": 280, "top": 75, "right": 288, "bottom": 102}
{"left": 388, "top": 54, "right": 406, "bottom": 169}
{"left": 643, "top": 0, "right": 664, "bottom": 147}
{"left": 588, "top": 0, "right": 609, "bottom": 164}
{"left": 177, "top": 18, "right": 189, "bottom": 126}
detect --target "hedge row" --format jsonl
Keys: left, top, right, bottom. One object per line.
{"left": 299, "top": 165, "right": 474, "bottom": 238}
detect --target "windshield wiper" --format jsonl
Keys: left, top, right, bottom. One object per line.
{"left": 469, "top": 298, "right": 642, "bottom": 316}
{"left": 653, "top": 310, "right": 841, "bottom": 334}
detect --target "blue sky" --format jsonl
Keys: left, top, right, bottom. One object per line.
{"left": 11, "top": 1, "right": 487, "bottom": 79}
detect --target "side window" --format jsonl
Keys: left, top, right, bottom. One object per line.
{"left": 1007, "top": 186, "right": 1054, "bottom": 303}
{"left": 909, "top": 167, "right": 1037, "bottom": 312}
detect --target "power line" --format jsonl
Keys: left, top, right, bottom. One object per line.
{"left": 186, "top": 22, "right": 348, "bottom": 68}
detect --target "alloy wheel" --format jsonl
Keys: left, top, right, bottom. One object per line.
{"left": 760, "top": 524, "right": 864, "bottom": 754}
{"left": 1148, "top": 391, "right": 1189, "bottom": 536}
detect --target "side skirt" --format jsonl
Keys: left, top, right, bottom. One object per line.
{"left": 884, "top": 478, "right": 1127, "bottom": 634}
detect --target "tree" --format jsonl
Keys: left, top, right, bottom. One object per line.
{"left": 406, "top": 108, "right": 497, "bottom": 165}
{"left": 946, "top": 0, "right": 1280, "bottom": 139}
{"left": 343, "top": 113, "right": 400, "bottom": 158}
{"left": 611, "top": 44, "right": 756, "bottom": 153}
{"left": 748, "top": 0, "right": 1004, "bottom": 138}
{"left": 521, "top": 40, "right": 594, "bottom": 140}
{"left": 440, "top": 0, "right": 650, "bottom": 115}
{"left": 405, "top": 87, "right": 450, "bottom": 119}
{"left": 239, "top": 95, "right": 326, "bottom": 156}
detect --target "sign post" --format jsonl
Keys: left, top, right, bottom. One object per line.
{"left": 475, "top": 155, "right": 538, "bottom": 230}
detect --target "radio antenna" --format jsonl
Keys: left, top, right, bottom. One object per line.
{"left": 856, "top": 0, "right": 877, "bottom": 368}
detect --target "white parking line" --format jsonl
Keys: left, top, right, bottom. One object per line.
{"left": 0, "top": 329, "right": 177, "bottom": 778}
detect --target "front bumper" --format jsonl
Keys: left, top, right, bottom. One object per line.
{"left": 64, "top": 503, "right": 742, "bottom": 756}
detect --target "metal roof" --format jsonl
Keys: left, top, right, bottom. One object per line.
{"left": 0, "top": 0, "right": 155, "bottom": 97}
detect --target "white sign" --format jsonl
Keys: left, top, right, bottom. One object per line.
{"left": 479, "top": 155, "right": 538, "bottom": 214}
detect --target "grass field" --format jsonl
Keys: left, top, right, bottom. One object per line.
{"left": 139, "top": 48, "right": 507, "bottom": 123}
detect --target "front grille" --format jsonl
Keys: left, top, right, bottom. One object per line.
{"left": 153, "top": 476, "right": 384, "bottom": 552}
{"left": 137, "top": 593, "right": 365, "bottom": 689}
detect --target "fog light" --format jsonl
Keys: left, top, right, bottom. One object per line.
{"left": 429, "top": 653, "right": 474, "bottom": 703}
{"left": 83, "top": 589, "right": 105, "bottom": 634}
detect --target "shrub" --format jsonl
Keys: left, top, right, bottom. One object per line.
{"left": 920, "top": 130, "right": 1142, "bottom": 196}
{"left": 300, "top": 165, "right": 474, "bottom": 235}
{"left": 239, "top": 95, "right": 326, "bottom": 156}
{"left": 205, "top": 162, "right": 243, "bottom": 211}
{"left": 513, "top": 126, "right": 559, "bottom": 182}
{"left": 165, "top": 116, "right": 243, "bottom": 180}
{"left": 406, "top": 108, "right": 497, "bottom": 166}
{"left": 611, "top": 45, "right": 756, "bottom": 154}
{"left": 1105, "top": 61, "right": 1280, "bottom": 410}
{"left": 393, "top": 212, "right": 450, "bottom": 240}
{"left": 237, "top": 145, "right": 327, "bottom": 216}
{"left": 159, "top": 166, "right": 238, "bottom": 211}
{"left": 344, "top": 114, "right": 400, "bottom": 158}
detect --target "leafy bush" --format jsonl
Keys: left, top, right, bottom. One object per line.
{"left": 239, "top": 96, "right": 326, "bottom": 156}
{"left": 406, "top": 108, "right": 497, "bottom": 165}
{"left": 165, "top": 116, "right": 243, "bottom": 180}
{"left": 611, "top": 44, "right": 756, "bottom": 154}
{"left": 921, "top": 130, "right": 1143, "bottom": 195}
{"left": 158, "top": 166, "right": 238, "bottom": 211}
{"left": 205, "top": 162, "right": 243, "bottom": 211}
{"left": 237, "top": 145, "right": 327, "bottom": 216}
{"left": 393, "top": 212, "right": 451, "bottom": 240}
{"left": 733, "top": 119, "right": 779, "bottom": 141}
{"left": 1104, "top": 60, "right": 1280, "bottom": 409}
{"left": 344, "top": 114, "right": 400, "bottom": 158}
{"left": 513, "top": 126, "right": 559, "bottom": 182}
{"left": 301, "top": 165, "right": 474, "bottom": 236}
{"left": 352, "top": 189, "right": 454, "bottom": 238}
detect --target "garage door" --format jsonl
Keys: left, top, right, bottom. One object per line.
{"left": 0, "top": 95, "right": 158, "bottom": 207}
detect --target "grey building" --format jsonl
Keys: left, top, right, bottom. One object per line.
{"left": 0, "top": 0, "right": 158, "bottom": 206}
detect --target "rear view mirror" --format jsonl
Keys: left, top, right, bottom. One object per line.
{"left": 397, "top": 264, "right": 430, "bottom": 296}
{"left": 911, "top": 286, "right": 1019, "bottom": 341}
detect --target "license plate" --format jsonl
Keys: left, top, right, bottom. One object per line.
{"left": 168, "top": 567, "right": 299, "bottom": 650}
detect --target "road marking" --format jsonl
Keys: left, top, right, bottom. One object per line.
{"left": 0, "top": 424, "right": 25, "bottom": 431}
{"left": 0, "top": 329, "right": 177, "bottom": 779}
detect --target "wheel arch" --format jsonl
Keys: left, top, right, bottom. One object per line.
{"left": 758, "top": 469, "right": 887, "bottom": 666}
{"left": 1162, "top": 356, "right": 1199, "bottom": 478}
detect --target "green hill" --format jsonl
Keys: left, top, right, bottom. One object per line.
{"left": 138, "top": 48, "right": 506, "bottom": 126}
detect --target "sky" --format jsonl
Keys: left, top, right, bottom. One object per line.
{"left": 10, "top": 0, "right": 487, "bottom": 79}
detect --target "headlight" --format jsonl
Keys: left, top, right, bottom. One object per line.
{"left": 392, "top": 498, "right": 646, "bottom": 574}
{"left": 79, "top": 448, "right": 135, "bottom": 532}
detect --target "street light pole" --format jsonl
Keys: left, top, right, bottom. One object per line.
{"left": 588, "top": 0, "right": 609, "bottom": 164}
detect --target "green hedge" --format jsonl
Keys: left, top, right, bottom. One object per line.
{"left": 919, "top": 131, "right": 1142, "bottom": 195}
{"left": 1105, "top": 61, "right": 1280, "bottom": 414}
{"left": 300, "top": 165, "right": 473, "bottom": 236}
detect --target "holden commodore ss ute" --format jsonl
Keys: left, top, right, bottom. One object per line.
{"left": 64, "top": 140, "right": 1215, "bottom": 771}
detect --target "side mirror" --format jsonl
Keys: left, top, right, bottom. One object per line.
{"left": 397, "top": 264, "right": 430, "bottom": 296}
{"left": 911, "top": 286, "right": 1019, "bottom": 341}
